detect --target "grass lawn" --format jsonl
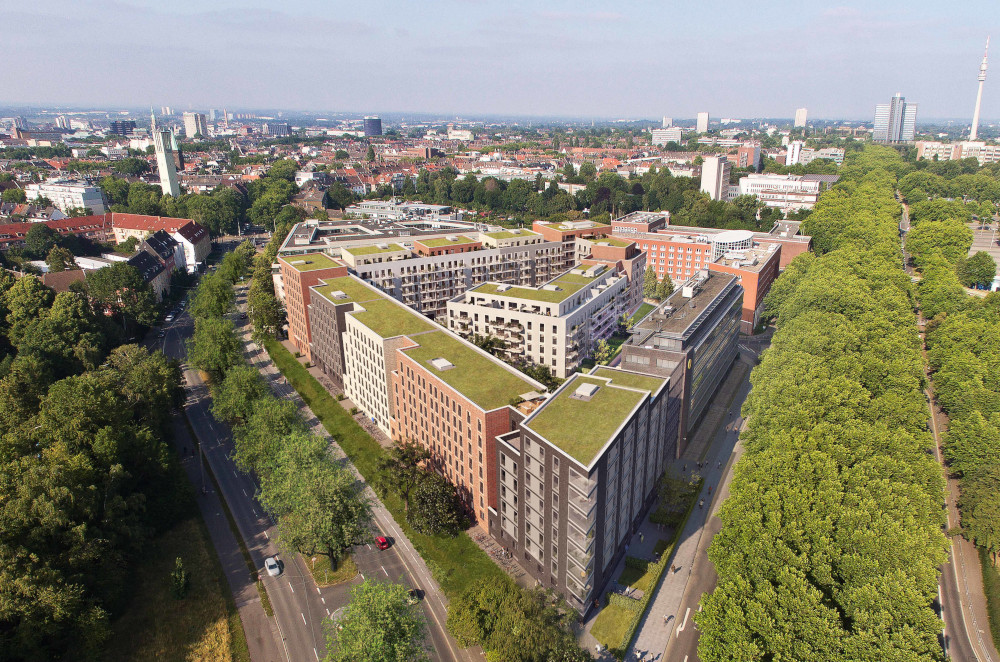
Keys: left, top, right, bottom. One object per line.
{"left": 591, "top": 604, "right": 634, "bottom": 652}
{"left": 980, "top": 547, "right": 1000, "bottom": 651}
{"left": 105, "top": 517, "right": 249, "bottom": 662}
{"left": 308, "top": 554, "right": 358, "bottom": 587}
{"left": 617, "top": 554, "right": 672, "bottom": 595}
{"left": 265, "top": 338, "right": 506, "bottom": 599}
{"left": 630, "top": 303, "right": 655, "bottom": 325}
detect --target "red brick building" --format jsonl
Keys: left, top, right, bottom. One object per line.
{"left": 277, "top": 253, "right": 348, "bottom": 361}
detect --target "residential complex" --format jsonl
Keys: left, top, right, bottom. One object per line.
{"left": 651, "top": 127, "right": 683, "bottom": 145}
{"left": 24, "top": 179, "right": 107, "bottom": 215}
{"left": 699, "top": 156, "right": 731, "bottom": 201}
{"left": 915, "top": 140, "right": 1000, "bottom": 165}
{"left": 446, "top": 262, "right": 639, "bottom": 377}
{"left": 183, "top": 112, "right": 208, "bottom": 138}
{"left": 794, "top": 107, "right": 808, "bottom": 128}
{"left": 696, "top": 112, "right": 710, "bottom": 133}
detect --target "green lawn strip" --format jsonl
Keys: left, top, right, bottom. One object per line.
{"left": 979, "top": 547, "right": 1000, "bottom": 651}
{"left": 308, "top": 554, "right": 358, "bottom": 587}
{"left": 590, "top": 604, "right": 634, "bottom": 654}
{"left": 630, "top": 303, "right": 655, "bottom": 325}
{"left": 264, "top": 338, "right": 506, "bottom": 599}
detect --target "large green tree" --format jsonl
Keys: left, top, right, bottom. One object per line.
{"left": 325, "top": 579, "right": 427, "bottom": 662}
{"left": 186, "top": 316, "right": 243, "bottom": 380}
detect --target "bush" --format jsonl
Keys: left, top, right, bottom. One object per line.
{"left": 349, "top": 406, "right": 359, "bottom": 415}
{"left": 170, "top": 557, "right": 190, "bottom": 599}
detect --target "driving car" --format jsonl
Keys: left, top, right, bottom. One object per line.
{"left": 375, "top": 536, "right": 390, "bottom": 550}
{"left": 265, "top": 556, "right": 281, "bottom": 577}
{"left": 164, "top": 314, "right": 174, "bottom": 323}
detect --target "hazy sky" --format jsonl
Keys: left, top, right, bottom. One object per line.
{"left": 3, "top": 0, "right": 997, "bottom": 120}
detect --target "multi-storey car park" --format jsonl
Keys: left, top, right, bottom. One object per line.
{"left": 275, "top": 212, "right": 748, "bottom": 615}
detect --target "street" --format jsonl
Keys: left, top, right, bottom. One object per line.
{"left": 154, "top": 291, "right": 473, "bottom": 662}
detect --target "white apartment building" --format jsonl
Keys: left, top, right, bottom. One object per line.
{"left": 446, "top": 263, "right": 636, "bottom": 377}
{"left": 738, "top": 173, "right": 821, "bottom": 210}
{"left": 915, "top": 141, "right": 1000, "bottom": 165}
{"left": 699, "top": 156, "right": 731, "bottom": 201}
{"left": 794, "top": 108, "right": 808, "bottom": 128}
{"left": 25, "top": 179, "right": 106, "bottom": 214}
{"left": 183, "top": 112, "right": 208, "bottom": 138}
{"left": 651, "top": 127, "right": 683, "bottom": 145}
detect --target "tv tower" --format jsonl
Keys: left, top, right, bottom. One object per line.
{"left": 971, "top": 37, "right": 990, "bottom": 141}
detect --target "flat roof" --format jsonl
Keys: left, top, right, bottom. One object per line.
{"left": 312, "top": 275, "right": 385, "bottom": 305}
{"left": 592, "top": 366, "right": 666, "bottom": 394}
{"left": 350, "top": 298, "right": 436, "bottom": 338}
{"left": 281, "top": 252, "right": 341, "bottom": 272}
{"left": 471, "top": 267, "right": 607, "bottom": 303}
{"left": 418, "top": 235, "right": 477, "bottom": 247}
{"left": 342, "top": 243, "right": 408, "bottom": 256}
{"left": 538, "top": 220, "right": 610, "bottom": 231}
{"left": 401, "top": 330, "right": 538, "bottom": 410}
{"left": 484, "top": 229, "right": 540, "bottom": 240}
{"left": 525, "top": 375, "right": 648, "bottom": 466}
{"left": 590, "top": 237, "right": 634, "bottom": 248}
{"left": 636, "top": 272, "right": 737, "bottom": 336}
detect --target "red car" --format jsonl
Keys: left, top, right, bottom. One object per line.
{"left": 375, "top": 536, "right": 390, "bottom": 550}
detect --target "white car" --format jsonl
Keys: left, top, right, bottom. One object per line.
{"left": 265, "top": 557, "right": 281, "bottom": 577}
{"left": 165, "top": 314, "right": 174, "bottom": 323}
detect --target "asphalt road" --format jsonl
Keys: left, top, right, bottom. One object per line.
{"left": 153, "top": 291, "right": 469, "bottom": 661}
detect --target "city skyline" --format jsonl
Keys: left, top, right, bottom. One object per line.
{"left": 1, "top": 1, "right": 997, "bottom": 121}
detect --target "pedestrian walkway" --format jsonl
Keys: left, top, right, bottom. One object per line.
{"left": 578, "top": 353, "right": 755, "bottom": 660}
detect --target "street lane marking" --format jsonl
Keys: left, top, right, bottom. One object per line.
{"left": 678, "top": 607, "right": 691, "bottom": 632}
{"left": 382, "top": 565, "right": 388, "bottom": 577}
{"left": 313, "top": 648, "right": 318, "bottom": 660}
{"left": 301, "top": 612, "right": 306, "bottom": 625}
{"left": 317, "top": 587, "right": 321, "bottom": 595}
{"left": 321, "top": 597, "right": 325, "bottom": 604}
{"left": 264, "top": 531, "right": 269, "bottom": 540}
{"left": 326, "top": 608, "right": 330, "bottom": 616}
{"left": 288, "top": 581, "right": 294, "bottom": 593}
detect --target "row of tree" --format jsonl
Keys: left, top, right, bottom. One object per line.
{"left": 695, "top": 146, "right": 949, "bottom": 661}
{"left": 0, "top": 266, "right": 184, "bottom": 659}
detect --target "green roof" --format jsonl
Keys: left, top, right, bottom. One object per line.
{"left": 342, "top": 244, "right": 408, "bottom": 256}
{"left": 485, "top": 230, "right": 540, "bottom": 240}
{"left": 525, "top": 376, "right": 647, "bottom": 465}
{"left": 538, "top": 220, "right": 610, "bottom": 230}
{"left": 282, "top": 252, "right": 341, "bottom": 272}
{"left": 313, "top": 276, "right": 385, "bottom": 305}
{"left": 471, "top": 267, "right": 607, "bottom": 303}
{"left": 401, "top": 330, "right": 538, "bottom": 410}
{"left": 592, "top": 367, "right": 665, "bottom": 394}
{"left": 350, "top": 298, "right": 435, "bottom": 338}
{"left": 591, "top": 237, "right": 633, "bottom": 248}
{"left": 418, "top": 235, "right": 478, "bottom": 248}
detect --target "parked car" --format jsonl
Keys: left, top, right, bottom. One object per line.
{"left": 375, "top": 536, "right": 390, "bottom": 551}
{"left": 265, "top": 557, "right": 281, "bottom": 577}
{"left": 165, "top": 314, "right": 174, "bottom": 323}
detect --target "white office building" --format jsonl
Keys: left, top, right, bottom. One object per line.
{"left": 794, "top": 108, "right": 808, "bottom": 128}
{"left": 183, "top": 112, "right": 208, "bottom": 138}
{"left": 24, "top": 179, "right": 106, "bottom": 215}
{"left": 738, "top": 173, "right": 821, "bottom": 210}
{"left": 651, "top": 127, "right": 683, "bottom": 145}
{"left": 873, "top": 94, "right": 917, "bottom": 143}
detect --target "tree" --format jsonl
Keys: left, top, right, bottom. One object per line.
{"left": 408, "top": 473, "right": 463, "bottom": 536}
{"left": 170, "top": 557, "right": 190, "bottom": 599}
{"left": 211, "top": 364, "right": 270, "bottom": 425}
{"left": 190, "top": 272, "right": 235, "bottom": 319}
{"left": 4, "top": 275, "right": 55, "bottom": 346}
{"left": 248, "top": 288, "right": 284, "bottom": 340}
{"left": 112, "top": 157, "right": 150, "bottom": 176}
{"left": 656, "top": 275, "right": 674, "bottom": 300}
{"left": 24, "top": 223, "right": 59, "bottom": 258}
{"left": 267, "top": 159, "right": 298, "bottom": 182}
{"left": 578, "top": 162, "right": 597, "bottom": 181}
{"left": 45, "top": 246, "right": 78, "bottom": 273}
{"left": 114, "top": 236, "right": 140, "bottom": 254}
{"left": 1, "top": 187, "right": 26, "bottom": 203}
{"left": 593, "top": 338, "right": 613, "bottom": 365}
{"left": 642, "top": 265, "right": 659, "bottom": 299}
{"left": 233, "top": 397, "right": 304, "bottom": 478}
{"left": 366, "top": 145, "right": 376, "bottom": 162}
{"left": 376, "top": 439, "right": 431, "bottom": 512}
{"left": 259, "top": 431, "right": 371, "bottom": 562}
{"left": 325, "top": 579, "right": 427, "bottom": 662}
{"left": 958, "top": 251, "right": 997, "bottom": 287}
{"left": 187, "top": 316, "right": 243, "bottom": 380}
{"left": 85, "top": 262, "right": 157, "bottom": 331}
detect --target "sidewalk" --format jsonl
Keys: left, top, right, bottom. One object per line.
{"left": 235, "top": 291, "right": 482, "bottom": 662}
{"left": 578, "top": 355, "right": 753, "bottom": 659}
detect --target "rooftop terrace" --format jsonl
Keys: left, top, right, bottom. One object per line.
{"left": 592, "top": 366, "right": 666, "bottom": 394}
{"left": 281, "top": 252, "right": 342, "bottom": 272}
{"left": 402, "top": 330, "right": 539, "bottom": 410}
{"left": 418, "top": 235, "right": 478, "bottom": 248}
{"left": 484, "top": 229, "right": 540, "bottom": 240}
{"left": 635, "top": 272, "right": 738, "bottom": 337}
{"left": 525, "top": 375, "right": 650, "bottom": 466}
{"left": 342, "top": 243, "right": 408, "bottom": 256}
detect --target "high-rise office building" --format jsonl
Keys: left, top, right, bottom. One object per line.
{"left": 109, "top": 120, "right": 137, "bottom": 136}
{"left": 794, "top": 107, "right": 808, "bottom": 128}
{"left": 971, "top": 37, "right": 990, "bottom": 141}
{"left": 183, "top": 112, "right": 208, "bottom": 138}
{"left": 363, "top": 116, "right": 383, "bottom": 136}
{"left": 700, "top": 155, "right": 731, "bottom": 201}
{"left": 873, "top": 94, "right": 917, "bottom": 143}
{"left": 696, "top": 112, "right": 710, "bottom": 134}
{"left": 153, "top": 130, "right": 181, "bottom": 197}
{"left": 662, "top": 117, "right": 672, "bottom": 128}
{"left": 55, "top": 116, "right": 68, "bottom": 129}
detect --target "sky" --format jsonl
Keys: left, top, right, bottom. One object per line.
{"left": 2, "top": 0, "right": 998, "bottom": 121}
